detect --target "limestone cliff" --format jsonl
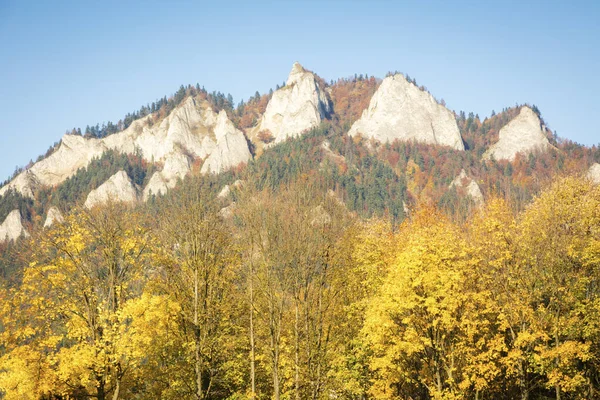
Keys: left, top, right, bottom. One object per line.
{"left": 588, "top": 163, "right": 600, "bottom": 184}
{"left": 43, "top": 206, "right": 64, "bottom": 228}
{"left": 84, "top": 171, "right": 138, "bottom": 208}
{"left": 143, "top": 153, "right": 191, "bottom": 200}
{"left": 249, "top": 62, "right": 332, "bottom": 144}
{"left": 483, "top": 106, "right": 552, "bottom": 161}
{"left": 348, "top": 74, "right": 464, "bottom": 150}
{"left": 0, "top": 170, "right": 39, "bottom": 198}
{"left": 449, "top": 169, "right": 484, "bottom": 206}
{"left": 0, "top": 210, "right": 29, "bottom": 242}
{"left": 2, "top": 97, "right": 252, "bottom": 198}
{"left": 201, "top": 111, "right": 252, "bottom": 174}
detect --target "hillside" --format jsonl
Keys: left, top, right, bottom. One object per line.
{"left": 1, "top": 62, "right": 598, "bottom": 233}
{"left": 1, "top": 62, "right": 600, "bottom": 400}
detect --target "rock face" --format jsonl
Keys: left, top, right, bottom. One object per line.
{"left": 2, "top": 97, "right": 252, "bottom": 198}
{"left": 44, "top": 207, "right": 64, "bottom": 228}
{"left": 0, "top": 170, "right": 40, "bottom": 198}
{"left": 348, "top": 74, "right": 464, "bottom": 150}
{"left": 85, "top": 171, "right": 138, "bottom": 209}
{"left": 0, "top": 210, "right": 29, "bottom": 242}
{"left": 143, "top": 153, "right": 191, "bottom": 200}
{"left": 217, "top": 184, "right": 231, "bottom": 199}
{"left": 483, "top": 107, "right": 551, "bottom": 161}
{"left": 588, "top": 163, "right": 600, "bottom": 184}
{"left": 310, "top": 205, "right": 332, "bottom": 227}
{"left": 201, "top": 111, "right": 251, "bottom": 174}
{"left": 250, "top": 62, "right": 332, "bottom": 144}
{"left": 449, "top": 169, "right": 484, "bottom": 206}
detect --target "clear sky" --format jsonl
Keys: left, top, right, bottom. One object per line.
{"left": 1, "top": 0, "right": 598, "bottom": 181}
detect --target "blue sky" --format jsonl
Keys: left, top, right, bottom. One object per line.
{"left": 0, "top": 0, "right": 598, "bottom": 181}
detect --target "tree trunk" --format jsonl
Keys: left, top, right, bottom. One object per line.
{"left": 555, "top": 312, "right": 561, "bottom": 400}
{"left": 111, "top": 378, "right": 120, "bottom": 400}
{"left": 195, "top": 267, "right": 202, "bottom": 400}
{"left": 97, "top": 376, "right": 106, "bottom": 400}
{"left": 249, "top": 262, "right": 256, "bottom": 398}
{"left": 295, "top": 299, "right": 300, "bottom": 400}
{"left": 269, "top": 298, "right": 281, "bottom": 400}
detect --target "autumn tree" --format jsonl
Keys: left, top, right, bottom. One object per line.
{"left": 0, "top": 203, "right": 151, "bottom": 399}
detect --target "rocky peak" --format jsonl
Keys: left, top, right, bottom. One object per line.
{"left": 84, "top": 171, "right": 138, "bottom": 209}
{"left": 249, "top": 62, "right": 332, "bottom": 145}
{"left": 201, "top": 110, "right": 252, "bottom": 174}
{"left": 483, "top": 106, "right": 551, "bottom": 161}
{"left": 1, "top": 96, "right": 251, "bottom": 199}
{"left": 587, "top": 163, "right": 600, "bottom": 184}
{"left": 348, "top": 74, "right": 464, "bottom": 150}
{"left": 44, "top": 206, "right": 64, "bottom": 228}
{"left": 0, "top": 209, "right": 29, "bottom": 242}
{"left": 449, "top": 169, "right": 484, "bottom": 206}
{"left": 286, "top": 62, "right": 307, "bottom": 86}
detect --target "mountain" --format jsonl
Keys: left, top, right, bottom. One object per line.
{"left": 348, "top": 73, "right": 464, "bottom": 150}
{"left": 1, "top": 96, "right": 252, "bottom": 199}
{"left": 2, "top": 62, "right": 600, "bottom": 400}
{"left": 248, "top": 62, "right": 332, "bottom": 146}
{"left": 482, "top": 106, "right": 552, "bottom": 161}
{"left": 0, "top": 62, "right": 598, "bottom": 219}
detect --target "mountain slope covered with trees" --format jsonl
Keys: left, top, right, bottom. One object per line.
{"left": 0, "top": 65, "right": 599, "bottom": 399}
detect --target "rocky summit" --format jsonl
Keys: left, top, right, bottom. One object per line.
{"left": 249, "top": 62, "right": 332, "bottom": 144}
{"left": 348, "top": 74, "right": 464, "bottom": 150}
{"left": 2, "top": 97, "right": 251, "bottom": 199}
{"left": 483, "top": 106, "right": 552, "bottom": 161}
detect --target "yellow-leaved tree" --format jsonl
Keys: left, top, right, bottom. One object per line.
{"left": 0, "top": 203, "right": 151, "bottom": 400}
{"left": 361, "top": 207, "right": 505, "bottom": 399}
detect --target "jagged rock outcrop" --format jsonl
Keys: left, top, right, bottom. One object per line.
{"left": 0, "top": 135, "right": 106, "bottom": 198}
{"left": 588, "top": 163, "right": 600, "bottom": 184}
{"left": 217, "top": 180, "right": 244, "bottom": 200}
{"left": 44, "top": 207, "right": 64, "bottom": 228}
{"left": 217, "top": 185, "right": 231, "bottom": 199}
{"left": 310, "top": 205, "right": 332, "bottom": 227}
{"left": 143, "top": 153, "right": 191, "bottom": 200}
{"left": 0, "top": 170, "right": 40, "bottom": 198}
{"left": 0, "top": 210, "right": 29, "bottom": 242}
{"left": 483, "top": 106, "right": 552, "bottom": 161}
{"left": 85, "top": 171, "right": 138, "bottom": 209}
{"left": 249, "top": 62, "right": 332, "bottom": 144}
{"left": 201, "top": 111, "right": 251, "bottom": 174}
{"left": 320, "top": 140, "right": 346, "bottom": 165}
{"left": 449, "top": 169, "right": 484, "bottom": 206}
{"left": 219, "top": 202, "right": 236, "bottom": 219}
{"left": 348, "top": 74, "right": 464, "bottom": 150}
{"left": 2, "top": 97, "right": 251, "bottom": 198}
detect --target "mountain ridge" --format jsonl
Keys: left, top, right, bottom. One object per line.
{"left": 0, "top": 62, "right": 598, "bottom": 241}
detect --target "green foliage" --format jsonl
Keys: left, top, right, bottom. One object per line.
{"left": 0, "top": 190, "right": 33, "bottom": 224}
{"left": 47, "top": 150, "right": 149, "bottom": 210}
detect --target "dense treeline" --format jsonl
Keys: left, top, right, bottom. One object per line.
{"left": 0, "top": 174, "right": 599, "bottom": 399}
{"left": 77, "top": 85, "right": 236, "bottom": 140}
